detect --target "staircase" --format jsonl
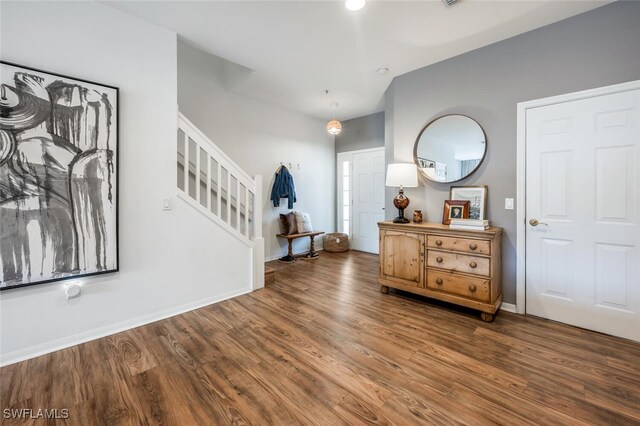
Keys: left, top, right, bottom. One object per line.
{"left": 177, "top": 112, "right": 264, "bottom": 290}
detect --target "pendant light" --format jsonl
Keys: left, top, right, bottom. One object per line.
{"left": 345, "top": 0, "right": 365, "bottom": 11}
{"left": 326, "top": 91, "right": 342, "bottom": 135}
{"left": 327, "top": 119, "right": 342, "bottom": 135}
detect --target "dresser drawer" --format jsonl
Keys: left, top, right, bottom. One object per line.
{"left": 427, "top": 235, "right": 490, "bottom": 255}
{"left": 427, "top": 250, "right": 490, "bottom": 277}
{"left": 426, "top": 270, "right": 491, "bottom": 302}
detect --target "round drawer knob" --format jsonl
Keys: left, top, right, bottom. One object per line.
{"left": 469, "top": 261, "right": 477, "bottom": 268}
{"left": 435, "top": 240, "right": 443, "bottom": 246}
{"left": 469, "top": 243, "right": 478, "bottom": 250}
{"left": 436, "top": 257, "right": 443, "bottom": 263}
{"left": 469, "top": 284, "right": 477, "bottom": 292}
{"left": 436, "top": 278, "right": 443, "bottom": 285}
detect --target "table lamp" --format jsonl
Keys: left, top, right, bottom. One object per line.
{"left": 386, "top": 163, "right": 419, "bottom": 223}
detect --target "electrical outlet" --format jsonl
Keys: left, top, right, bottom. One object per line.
{"left": 505, "top": 198, "right": 514, "bottom": 210}
{"left": 65, "top": 283, "right": 81, "bottom": 299}
{"left": 162, "top": 197, "right": 172, "bottom": 211}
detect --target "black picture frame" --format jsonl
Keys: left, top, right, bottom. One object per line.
{"left": 0, "top": 61, "right": 121, "bottom": 291}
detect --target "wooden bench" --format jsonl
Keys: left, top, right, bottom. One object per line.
{"left": 276, "top": 231, "right": 325, "bottom": 263}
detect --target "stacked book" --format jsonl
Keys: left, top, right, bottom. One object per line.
{"left": 449, "top": 219, "right": 490, "bottom": 230}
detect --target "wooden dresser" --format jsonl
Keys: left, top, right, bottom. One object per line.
{"left": 378, "top": 221, "right": 503, "bottom": 321}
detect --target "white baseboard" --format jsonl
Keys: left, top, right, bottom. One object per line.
{"left": 500, "top": 302, "right": 517, "bottom": 313}
{"left": 0, "top": 287, "right": 251, "bottom": 367}
{"left": 265, "top": 248, "right": 324, "bottom": 262}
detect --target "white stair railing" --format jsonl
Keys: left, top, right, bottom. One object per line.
{"left": 177, "top": 112, "right": 264, "bottom": 289}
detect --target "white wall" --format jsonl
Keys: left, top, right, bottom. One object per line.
{"left": 0, "top": 2, "right": 252, "bottom": 365}
{"left": 177, "top": 41, "right": 335, "bottom": 260}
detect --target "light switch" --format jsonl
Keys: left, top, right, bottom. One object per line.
{"left": 505, "top": 198, "right": 514, "bottom": 210}
{"left": 162, "top": 197, "right": 172, "bottom": 211}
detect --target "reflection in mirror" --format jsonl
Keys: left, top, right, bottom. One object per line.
{"left": 414, "top": 115, "right": 487, "bottom": 183}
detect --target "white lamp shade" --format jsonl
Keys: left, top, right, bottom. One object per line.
{"left": 386, "top": 163, "right": 418, "bottom": 187}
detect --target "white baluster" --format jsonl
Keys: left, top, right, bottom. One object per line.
{"left": 217, "top": 163, "right": 222, "bottom": 218}
{"left": 183, "top": 133, "right": 189, "bottom": 195}
{"left": 245, "top": 185, "right": 250, "bottom": 238}
{"left": 195, "top": 146, "right": 201, "bottom": 204}
{"left": 253, "top": 175, "right": 263, "bottom": 240}
{"left": 226, "top": 170, "right": 231, "bottom": 225}
{"left": 206, "top": 155, "right": 212, "bottom": 211}
{"left": 236, "top": 178, "right": 241, "bottom": 231}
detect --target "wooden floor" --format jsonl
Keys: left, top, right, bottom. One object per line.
{"left": 2, "top": 251, "right": 640, "bottom": 425}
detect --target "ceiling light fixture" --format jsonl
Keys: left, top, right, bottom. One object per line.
{"left": 327, "top": 119, "right": 342, "bottom": 135}
{"left": 376, "top": 67, "right": 389, "bottom": 76}
{"left": 345, "top": 0, "right": 365, "bottom": 11}
{"left": 326, "top": 91, "right": 342, "bottom": 136}
{"left": 442, "top": 0, "right": 463, "bottom": 7}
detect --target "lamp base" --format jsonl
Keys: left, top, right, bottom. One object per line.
{"left": 393, "top": 216, "right": 410, "bottom": 224}
{"left": 392, "top": 188, "right": 410, "bottom": 224}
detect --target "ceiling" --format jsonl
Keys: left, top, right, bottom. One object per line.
{"left": 106, "top": 1, "right": 611, "bottom": 121}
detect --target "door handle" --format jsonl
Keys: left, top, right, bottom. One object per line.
{"left": 529, "top": 219, "right": 549, "bottom": 227}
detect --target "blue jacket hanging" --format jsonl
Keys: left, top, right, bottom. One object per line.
{"left": 270, "top": 166, "right": 297, "bottom": 209}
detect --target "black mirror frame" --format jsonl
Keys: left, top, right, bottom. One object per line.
{"left": 413, "top": 114, "right": 487, "bottom": 184}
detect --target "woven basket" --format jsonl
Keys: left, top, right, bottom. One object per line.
{"left": 324, "top": 233, "right": 349, "bottom": 252}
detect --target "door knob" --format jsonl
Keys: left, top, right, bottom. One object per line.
{"left": 529, "top": 218, "right": 549, "bottom": 227}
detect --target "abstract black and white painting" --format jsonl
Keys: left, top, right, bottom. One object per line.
{"left": 0, "top": 62, "right": 118, "bottom": 290}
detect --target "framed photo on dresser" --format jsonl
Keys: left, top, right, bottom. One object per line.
{"left": 450, "top": 185, "right": 488, "bottom": 220}
{"left": 442, "top": 200, "right": 470, "bottom": 225}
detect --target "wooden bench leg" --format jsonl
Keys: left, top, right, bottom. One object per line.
{"left": 303, "top": 235, "right": 319, "bottom": 260}
{"left": 279, "top": 239, "right": 296, "bottom": 263}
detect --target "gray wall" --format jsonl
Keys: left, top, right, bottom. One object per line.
{"left": 335, "top": 112, "right": 385, "bottom": 153}
{"left": 385, "top": 1, "right": 640, "bottom": 304}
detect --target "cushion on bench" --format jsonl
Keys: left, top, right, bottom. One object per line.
{"left": 295, "top": 211, "right": 313, "bottom": 233}
{"left": 279, "top": 212, "right": 298, "bottom": 235}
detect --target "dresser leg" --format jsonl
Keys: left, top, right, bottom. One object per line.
{"left": 480, "top": 312, "right": 494, "bottom": 322}
{"left": 380, "top": 285, "right": 389, "bottom": 294}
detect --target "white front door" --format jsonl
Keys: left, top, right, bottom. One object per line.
{"left": 525, "top": 86, "right": 640, "bottom": 341}
{"left": 337, "top": 148, "right": 385, "bottom": 254}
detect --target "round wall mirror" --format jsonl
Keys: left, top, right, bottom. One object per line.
{"left": 413, "top": 114, "right": 487, "bottom": 183}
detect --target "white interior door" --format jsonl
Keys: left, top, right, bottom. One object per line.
{"left": 525, "top": 87, "right": 640, "bottom": 342}
{"left": 351, "top": 149, "right": 385, "bottom": 253}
